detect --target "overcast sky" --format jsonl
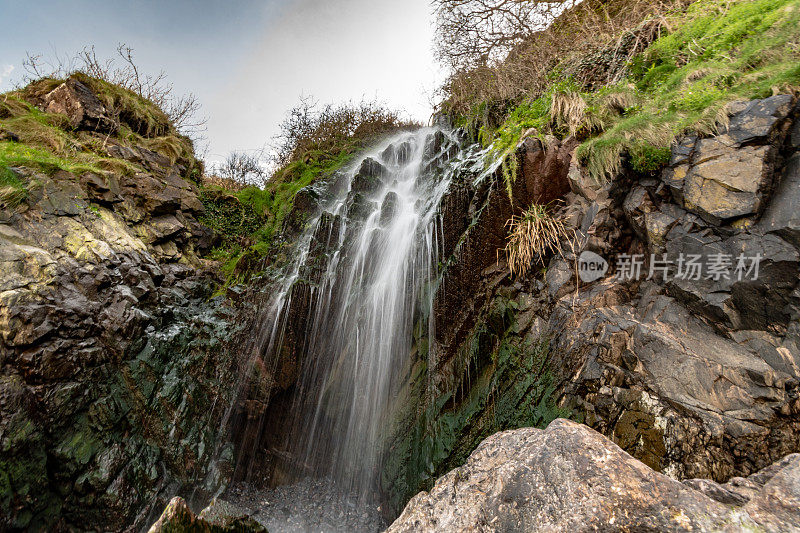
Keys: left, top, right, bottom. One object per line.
{"left": 0, "top": 0, "right": 443, "bottom": 163}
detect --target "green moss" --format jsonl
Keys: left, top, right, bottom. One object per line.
{"left": 199, "top": 190, "right": 265, "bottom": 238}
{"left": 630, "top": 143, "right": 672, "bottom": 174}
{"left": 201, "top": 150, "right": 353, "bottom": 288}
{"left": 0, "top": 141, "right": 106, "bottom": 176}
{"left": 382, "top": 293, "right": 570, "bottom": 515}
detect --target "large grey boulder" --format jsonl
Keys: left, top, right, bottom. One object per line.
{"left": 388, "top": 419, "right": 800, "bottom": 532}
{"left": 661, "top": 95, "right": 795, "bottom": 224}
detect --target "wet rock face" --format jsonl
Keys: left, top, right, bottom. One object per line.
{"left": 383, "top": 95, "right": 800, "bottom": 522}
{"left": 379, "top": 191, "right": 399, "bottom": 226}
{"left": 388, "top": 420, "right": 800, "bottom": 532}
{"left": 351, "top": 157, "right": 387, "bottom": 196}
{"left": 381, "top": 134, "right": 579, "bottom": 515}
{"left": 519, "top": 136, "right": 576, "bottom": 205}
{"left": 283, "top": 186, "right": 322, "bottom": 238}
{"left": 0, "top": 82, "right": 237, "bottom": 531}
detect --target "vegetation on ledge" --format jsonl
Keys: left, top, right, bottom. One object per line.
{"left": 444, "top": 0, "right": 800, "bottom": 188}
{"left": 0, "top": 73, "right": 201, "bottom": 181}
{"left": 203, "top": 99, "right": 418, "bottom": 286}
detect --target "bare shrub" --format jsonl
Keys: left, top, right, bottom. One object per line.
{"left": 271, "top": 97, "right": 419, "bottom": 169}
{"left": 21, "top": 44, "right": 206, "bottom": 138}
{"left": 433, "top": 0, "right": 579, "bottom": 70}
{"left": 211, "top": 151, "right": 268, "bottom": 187}
{"left": 438, "top": 0, "right": 692, "bottom": 117}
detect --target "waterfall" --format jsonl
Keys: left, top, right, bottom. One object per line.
{"left": 225, "top": 127, "right": 467, "bottom": 511}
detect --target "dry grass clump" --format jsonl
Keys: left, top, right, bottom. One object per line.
{"left": 202, "top": 173, "right": 247, "bottom": 192}
{"left": 504, "top": 204, "right": 567, "bottom": 278}
{"left": 0, "top": 185, "right": 27, "bottom": 209}
{"left": 550, "top": 91, "right": 589, "bottom": 137}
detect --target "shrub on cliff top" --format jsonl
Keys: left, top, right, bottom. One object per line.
{"left": 271, "top": 98, "right": 418, "bottom": 177}
{"left": 20, "top": 44, "right": 205, "bottom": 139}
{"left": 462, "top": 0, "right": 800, "bottom": 184}
{"left": 0, "top": 78, "right": 196, "bottom": 183}
{"left": 438, "top": 0, "right": 691, "bottom": 121}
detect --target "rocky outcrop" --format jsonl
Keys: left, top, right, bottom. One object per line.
{"left": 42, "top": 77, "right": 118, "bottom": 134}
{"left": 662, "top": 95, "right": 794, "bottom": 224}
{"left": 550, "top": 95, "right": 800, "bottom": 483}
{"left": 0, "top": 77, "right": 238, "bottom": 531}
{"left": 388, "top": 419, "right": 799, "bottom": 532}
{"left": 147, "top": 497, "right": 266, "bottom": 533}
{"left": 381, "top": 94, "right": 800, "bottom": 520}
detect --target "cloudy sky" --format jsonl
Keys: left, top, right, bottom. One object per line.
{"left": 0, "top": 0, "right": 443, "bottom": 162}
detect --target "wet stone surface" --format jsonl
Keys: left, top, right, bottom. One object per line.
{"left": 225, "top": 478, "right": 387, "bottom": 533}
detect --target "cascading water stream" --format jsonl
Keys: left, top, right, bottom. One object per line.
{"left": 213, "top": 127, "right": 496, "bottom": 531}
{"left": 283, "top": 130, "right": 451, "bottom": 494}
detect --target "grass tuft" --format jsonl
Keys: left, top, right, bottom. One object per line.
{"left": 504, "top": 204, "right": 567, "bottom": 278}
{"left": 0, "top": 166, "right": 29, "bottom": 209}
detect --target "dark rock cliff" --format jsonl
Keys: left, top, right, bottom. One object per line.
{"left": 381, "top": 95, "right": 800, "bottom": 518}
{"left": 0, "top": 77, "right": 238, "bottom": 531}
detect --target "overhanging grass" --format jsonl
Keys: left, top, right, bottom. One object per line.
{"left": 580, "top": 0, "right": 800, "bottom": 180}
{"left": 0, "top": 99, "right": 76, "bottom": 153}
{"left": 475, "top": 0, "right": 800, "bottom": 184}
{"left": 485, "top": 80, "right": 633, "bottom": 196}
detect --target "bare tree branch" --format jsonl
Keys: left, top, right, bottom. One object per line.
{"left": 433, "top": 0, "right": 579, "bottom": 70}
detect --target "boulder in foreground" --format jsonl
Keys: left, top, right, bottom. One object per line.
{"left": 388, "top": 419, "right": 800, "bottom": 532}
